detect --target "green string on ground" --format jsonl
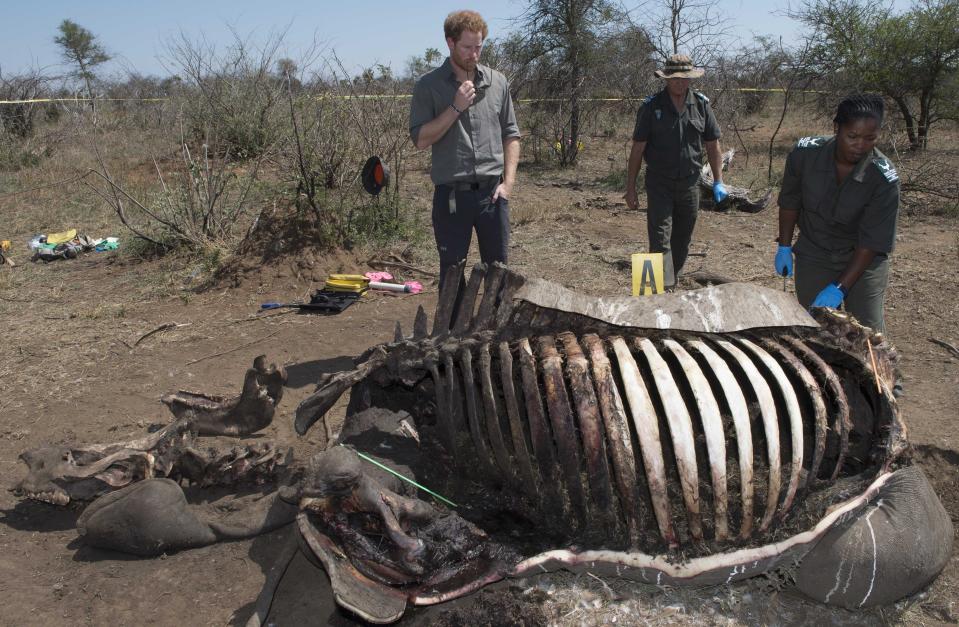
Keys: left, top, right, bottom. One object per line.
{"left": 345, "top": 446, "right": 458, "bottom": 508}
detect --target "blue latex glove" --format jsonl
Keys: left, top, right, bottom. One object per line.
{"left": 811, "top": 282, "right": 847, "bottom": 309}
{"left": 775, "top": 245, "right": 794, "bottom": 277}
{"left": 713, "top": 181, "right": 728, "bottom": 205}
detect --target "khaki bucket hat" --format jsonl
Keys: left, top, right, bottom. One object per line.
{"left": 654, "top": 54, "right": 705, "bottom": 79}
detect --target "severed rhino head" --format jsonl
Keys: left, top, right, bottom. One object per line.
{"left": 12, "top": 419, "right": 193, "bottom": 506}
{"left": 290, "top": 262, "right": 950, "bottom": 621}
{"left": 14, "top": 357, "right": 289, "bottom": 506}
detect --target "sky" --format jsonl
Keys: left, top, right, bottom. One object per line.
{"left": 0, "top": 0, "right": 910, "bottom": 80}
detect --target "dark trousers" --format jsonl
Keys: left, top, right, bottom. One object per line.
{"left": 432, "top": 182, "right": 510, "bottom": 294}
{"left": 645, "top": 173, "right": 700, "bottom": 288}
{"left": 795, "top": 254, "right": 890, "bottom": 333}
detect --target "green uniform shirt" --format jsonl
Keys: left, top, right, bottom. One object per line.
{"left": 632, "top": 88, "right": 721, "bottom": 179}
{"left": 409, "top": 58, "right": 521, "bottom": 186}
{"left": 778, "top": 136, "right": 900, "bottom": 265}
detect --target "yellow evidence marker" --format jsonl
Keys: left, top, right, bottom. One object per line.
{"left": 631, "top": 253, "right": 664, "bottom": 296}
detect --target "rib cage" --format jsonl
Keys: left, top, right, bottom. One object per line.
{"left": 294, "top": 261, "right": 898, "bottom": 553}
{"left": 403, "top": 260, "right": 871, "bottom": 551}
{"left": 428, "top": 329, "right": 852, "bottom": 550}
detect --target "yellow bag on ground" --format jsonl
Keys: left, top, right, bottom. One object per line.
{"left": 47, "top": 228, "right": 77, "bottom": 244}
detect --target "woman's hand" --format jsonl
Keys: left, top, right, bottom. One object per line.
{"left": 775, "top": 245, "right": 793, "bottom": 277}
{"left": 811, "top": 282, "right": 847, "bottom": 309}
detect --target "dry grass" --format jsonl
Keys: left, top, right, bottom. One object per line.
{"left": 0, "top": 93, "right": 957, "bottom": 627}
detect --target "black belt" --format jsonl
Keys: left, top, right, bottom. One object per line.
{"left": 439, "top": 177, "right": 500, "bottom": 191}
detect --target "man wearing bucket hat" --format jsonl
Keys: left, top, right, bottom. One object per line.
{"left": 409, "top": 10, "right": 521, "bottom": 296}
{"left": 624, "top": 54, "right": 727, "bottom": 290}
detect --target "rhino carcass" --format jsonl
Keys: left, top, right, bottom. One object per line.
{"left": 291, "top": 262, "right": 950, "bottom": 621}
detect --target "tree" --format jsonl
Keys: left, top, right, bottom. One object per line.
{"left": 640, "top": 0, "right": 732, "bottom": 67}
{"left": 405, "top": 47, "right": 442, "bottom": 80}
{"left": 791, "top": 0, "right": 959, "bottom": 149}
{"left": 513, "top": 0, "right": 625, "bottom": 165}
{"left": 54, "top": 19, "right": 111, "bottom": 101}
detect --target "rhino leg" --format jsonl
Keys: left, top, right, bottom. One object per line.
{"left": 77, "top": 479, "right": 218, "bottom": 555}
{"left": 77, "top": 479, "right": 298, "bottom": 556}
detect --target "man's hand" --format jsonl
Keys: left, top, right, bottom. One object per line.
{"left": 713, "top": 181, "right": 728, "bottom": 205}
{"left": 453, "top": 81, "right": 476, "bottom": 112}
{"left": 492, "top": 179, "right": 512, "bottom": 202}
{"left": 775, "top": 244, "right": 794, "bottom": 277}
{"left": 624, "top": 186, "right": 639, "bottom": 211}
{"left": 811, "top": 282, "right": 846, "bottom": 309}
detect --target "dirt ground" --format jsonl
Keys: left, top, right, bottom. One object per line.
{"left": 1, "top": 123, "right": 957, "bottom": 626}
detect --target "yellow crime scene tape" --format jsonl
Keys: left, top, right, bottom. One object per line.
{"left": 0, "top": 88, "right": 819, "bottom": 106}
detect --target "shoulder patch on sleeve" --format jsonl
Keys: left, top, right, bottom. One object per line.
{"left": 641, "top": 94, "right": 655, "bottom": 106}
{"left": 796, "top": 136, "right": 827, "bottom": 149}
{"left": 873, "top": 157, "right": 899, "bottom": 182}
{"left": 694, "top": 91, "right": 709, "bottom": 103}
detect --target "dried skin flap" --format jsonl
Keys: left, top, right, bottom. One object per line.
{"left": 513, "top": 281, "right": 817, "bottom": 332}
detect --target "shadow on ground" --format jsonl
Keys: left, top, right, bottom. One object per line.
{"left": 285, "top": 356, "right": 356, "bottom": 390}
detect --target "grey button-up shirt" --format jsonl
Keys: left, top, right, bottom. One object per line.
{"left": 410, "top": 58, "right": 521, "bottom": 186}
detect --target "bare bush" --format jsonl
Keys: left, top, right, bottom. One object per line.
{"left": 282, "top": 56, "right": 412, "bottom": 247}
{"left": 0, "top": 67, "right": 54, "bottom": 138}
{"left": 163, "top": 29, "right": 295, "bottom": 159}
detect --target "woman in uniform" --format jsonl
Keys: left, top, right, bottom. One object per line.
{"left": 774, "top": 94, "right": 900, "bottom": 333}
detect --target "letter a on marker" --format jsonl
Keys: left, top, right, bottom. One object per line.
{"left": 631, "top": 253, "right": 664, "bottom": 296}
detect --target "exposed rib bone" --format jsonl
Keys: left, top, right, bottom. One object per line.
{"left": 442, "top": 350, "right": 468, "bottom": 465}
{"left": 497, "top": 341, "right": 539, "bottom": 498}
{"left": 295, "top": 348, "right": 389, "bottom": 436}
{"left": 758, "top": 337, "right": 827, "bottom": 488}
{"left": 559, "top": 332, "right": 616, "bottom": 534}
{"left": 517, "top": 338, "right": 563, "bottom": 513}
{"left": 459, "top": 347, "right": 500, "bottom": 479}
{"left": 713, "top": 339, "right": 781, "bottom": 532}
{"left": 393, "top": 321, "right": 403, "bottom": 343}
{"left": 478, "top": 343, "right": 516, "bottom": 483}
{"left": 610, "top": 336, "right": 677, "bottom": 548}
{"left": 584, "top": 334, "right": 643, "bottom": 547}
{"left": 663, "top": 339, "right": 729, "bottom": 542}
{"left": 412, "top": 306, "right": 428, "bottom": 340}
{"left": 432, "top": 260, "right": 466, "bottom": 337}
{"left": 736, "top": 337, "right": 804, "bottom": 518}
{"left": 471, "top": 263, "right": 506, "bottom": 332}
{"left": 451, "top": 263, "right": 486, "bottom": 335}
{"left": 427, "top": 360, "right": 453, "bottom": 452}
{"left": 636, "top": 338, "right": 702, "bottom": 542}
{"left": 782, "top": 335, "right": 850, "bottom": 480}
{"left": 536, "top": 335, "right": 589, "bottom": 523}
{"left": 686, "top": 340, "right": 755, "bottom": 540}
{"left": 493, "top": 270, "right": 524, "bottom": 329}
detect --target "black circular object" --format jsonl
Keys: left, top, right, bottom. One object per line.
{"left": 361, "top": 156, "right": 390, "bottom": 195}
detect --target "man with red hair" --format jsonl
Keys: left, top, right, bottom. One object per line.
{"left": 410, "top": 10, "right": 521, "bottom": 296}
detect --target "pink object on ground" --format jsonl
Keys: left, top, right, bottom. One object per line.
{"left": 364, "top": 271, "right": 394, "bottom": 282}
{"left": 405, "top": 281, "right": 423, "bottom": 294}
